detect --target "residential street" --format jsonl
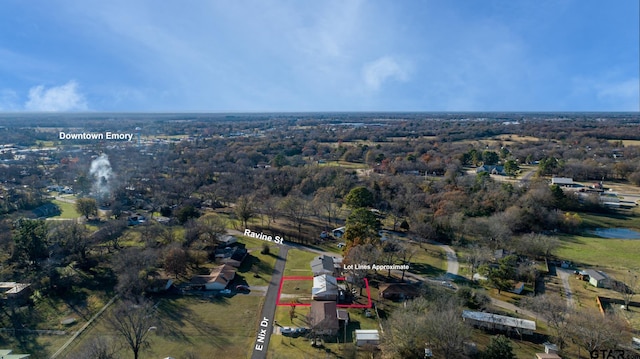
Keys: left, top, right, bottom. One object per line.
{"left": 250, "top": 245, "right": 289, "bottom": 359}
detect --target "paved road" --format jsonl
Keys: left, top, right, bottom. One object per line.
{"left": 250, "top": 245, "right": 288, "bottom": 359}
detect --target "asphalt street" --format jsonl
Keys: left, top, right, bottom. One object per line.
{"left": 250, "top": 245, "right": 289, "bottom": 359}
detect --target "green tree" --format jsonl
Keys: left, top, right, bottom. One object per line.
{"left": 482, "top": 151, "right": 499, "bottom": 165}
{"left": 482, "top": 335, "right": 516, "bottom": 359}
{"left": 343, "top": 208, "right": 380, "bottom": 244}
{"left": 76, "top": 197, "right": 98, "bottom": 219}
{"left": 176, "top": 205, "right": 199, "bottom": 224}
{"left": 344, "top": 186, "right": 374, "bottom": 209}
{"left": 504, "top": 159, "right": 519, "bottom": 176}
{"left": 13, "top": 219, "right": 49, "bottom": 266}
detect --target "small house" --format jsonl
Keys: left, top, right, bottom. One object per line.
{"left": 189, "top": 264, "right": 236, "bottom": 291}
{"left": 214, "top": 244, "right": 248, "bottom": 267}
{"left": 585, "top": 269, "right": 610, "bottom": 288}
{"left": 219, "top": 235, "right": 237, "bottom": 246}
{"left": 312, "top": 275, "right": 339, "bottom": 301}
{"left": 378, "top": 283, "right": 420, "bottom": 301}
{"left": 310, "top": 301, "right": 339, "bottom": 336}
{"left": 310, "top": 255, "right": 337, "bottom": 276}
{"left": 355, "top": 329, "right": 380, "bottom": 346}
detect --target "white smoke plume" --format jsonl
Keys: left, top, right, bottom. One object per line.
{"left": 89, "top": 154, "right": 114, "bottom": 200}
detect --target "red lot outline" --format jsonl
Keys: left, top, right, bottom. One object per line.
{"left": 276, "top": 276, "right": 372, "bottom": 308}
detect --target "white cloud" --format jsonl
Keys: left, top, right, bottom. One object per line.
{"left": 361, "top": 56, "right": 409, "bottom": 91}
{"left": 25, "top": 81, "right": 88, "bottom": 111}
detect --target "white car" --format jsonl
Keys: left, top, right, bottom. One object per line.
{"left": 281, "top": 327, "right": 293, "bottom": 335}
{"left": 337, "top": 242, "right": 346, "bottom": 248}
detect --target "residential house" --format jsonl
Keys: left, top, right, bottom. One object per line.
{"left": 219, "top": 235, "right": 237, "bottom": 246}
{"left": 189, "top": 264, "right": 236, "bottom": 291}
{"left": 378, "top": 283, "right": 420, "bottom": 301}
{"left": 462, "top": 310, "right": 536, "bottom": 336}
{"left": 310, "top": 301, "right": 339, "bottom": 336}
{"left": 551, "top": 177, "right": 574, "bottom": 187}
{"left": 214, "top": 243, "right": 248, "bottom": 267}
{"left": 585, "top": 269, "right": 610, "bottom": 288}
{"left": 476, "top": 165, "right": 506, "bottom": 175}
{"left": 312, "top": 274, "right": 339, "bottom": 301}
{"left": 310, "top": 255, "right": 337, "bottom": 276}
{"left": 355, "top": 329, "right": 380, "bottom": 347}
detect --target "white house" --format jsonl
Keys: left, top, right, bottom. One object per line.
{"left": 312, "top": 274, "right": 339, "bottom": 301}
{"left": 190, "top": 264, "right": 236, "bottom": 290}
{"left": 355, "top": 329, "right": 380, "bottom": 346}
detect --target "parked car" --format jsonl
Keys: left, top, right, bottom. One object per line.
{"left": 281, "top": 327, "right": 293, "bottom": 335}
{"left": 220, "top": 289, "right": 231, "bottom": 295}
{"left": 236, "top": 284, "right": 250, "bottom": 292}
{"left": 337, "top": 242, "right": 346, "bottom": 248}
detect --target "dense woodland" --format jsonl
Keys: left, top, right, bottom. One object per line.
{"left": 0, "top": 112, "right": 639, "bottom": 358}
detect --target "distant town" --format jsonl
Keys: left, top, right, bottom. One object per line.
{"left": 0, "top": 112, "right": 639, "bottom": 358}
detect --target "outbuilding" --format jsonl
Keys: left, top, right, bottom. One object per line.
{"left": 355, "top": 329, "right": 380, "bottom": 346}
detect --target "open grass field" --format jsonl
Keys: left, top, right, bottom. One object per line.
{"left": 63, "top": 295, "right": 263, "bottom": 359}
{"left": 317, "top": 160, "right": 369, "bottom": 170}
{"left": 607, "top": 139, "right": 640, "bottom": 147}
{"left": 580, "top": 212, "right": 640, "bottom": 230}
{"left": 51, "top": 198, "right": 80, "bottom": 219}
{"left": 406, "top": 241, "right": 447, "bottom": 277}
{"left": 555, "top": 234, "right": 640, "bottom": 271}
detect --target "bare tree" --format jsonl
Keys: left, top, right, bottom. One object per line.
{"left": 106, "top": 298, "right": 157, "bottom": 359}
{"left": 466, "top": 244, "right": 492, "bottom": 280}
{"left": 522, "top": 294, "right": 572, "bottom": 349}
{"left": 567, "top": 308, "right": 630, "bottom": 356}
{"left": 234, "top": 195, "right": 255, "bottom": 229}
{"left": 614, "top": 270, "right": 639, "bottom": 310}
{"left": 68, "top": 336, "right": 119, "bottom": 359}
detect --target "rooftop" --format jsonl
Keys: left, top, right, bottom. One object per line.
{"left": 462, "top": 310, "right": 536, "bottom": 331}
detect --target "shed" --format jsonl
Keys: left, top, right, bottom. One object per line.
{"left": 355, "top": 329, "right": 380, "bottom": 346}
{"left": 511, "top": 282, "right": 525, "bottom": 295}
{"left": 332, "top": 227, "right": 345, "bottom": 238}
{"left": 585, "top": 269, "right": 610, "bottom": 288}
{"left": 378, "top": 283, "right": 420, "bottom": 301}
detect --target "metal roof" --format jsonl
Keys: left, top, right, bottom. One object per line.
{"left": 462, "top": 310, "right": 536, "bottom": 331}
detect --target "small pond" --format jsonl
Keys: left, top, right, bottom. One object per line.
{"left": 588, "top": 228, "right": 640, "bottom": 239}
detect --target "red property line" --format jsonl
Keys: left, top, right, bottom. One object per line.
{"left": 276, "top": 276, "right": 372, "bottom": 308}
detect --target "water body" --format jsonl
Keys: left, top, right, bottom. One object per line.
{"left": 589, "top": 228, "right": 640, "bottom": 239}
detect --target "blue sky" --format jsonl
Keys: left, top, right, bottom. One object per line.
{"left": 0, "top": 0, "right": 638, "bottom": 112}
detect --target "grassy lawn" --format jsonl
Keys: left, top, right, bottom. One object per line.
{"left": 580, "top": 212, "right": 640, "bottom": 230}
{"left": 406, "top": 241, "right": 446, "bottom": 277}
{"left": 283, "top": 249, "right": 317, "bottom": 276}
{"left": 64, "top": 295, "right": 263, "bottom": 359}
{"left": 51, "top": 198, "right": 81, "bottom": 219}
{"left": 555, "top": 234, "right": 640, "bottom": 271}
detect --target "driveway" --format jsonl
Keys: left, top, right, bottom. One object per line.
{"left": 556, "top": 267, "right": 575, "bottom": 307}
